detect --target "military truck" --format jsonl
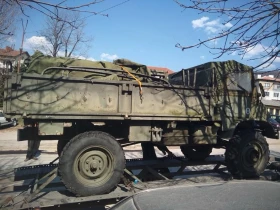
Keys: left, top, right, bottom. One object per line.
{"left": 2, "top": 52, "right": 274, "bottom": 197}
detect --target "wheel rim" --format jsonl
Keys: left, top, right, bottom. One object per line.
{"left": 241, "top": 141, "right": 264, "bottom": 172}
{"left": 73, "top": 146, "right": 114, "bottom": 187}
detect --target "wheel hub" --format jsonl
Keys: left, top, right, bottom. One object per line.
{"left": 249, "top": 150, "right": 259, "bottom": 163}
{"left": 74, "top": 146, "right": 114, "bottom": 186}
{"left": 242, "top": 143, "right": 263, "bottom": 169}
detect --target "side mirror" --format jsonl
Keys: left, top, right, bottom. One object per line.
{"left": 259, "top": 83, "right": 265, "bottom": 97}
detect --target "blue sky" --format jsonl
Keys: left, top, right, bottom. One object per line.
{"left": 9, "top": 0, "right": 280, "bottom": 72}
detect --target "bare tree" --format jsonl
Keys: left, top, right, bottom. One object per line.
{"left": 62, "top": 12, "right": 93, "bottom": 57}
{"left": 40, "top": 9, "right": 67, "bottom": 57}
{"left": 0, "top": 1, "right": 20, "bottom": 46}
{"left": 10, "top": 0, "right": 107, "bottom": 19}
{"left": 39, "top": 9, "right": 92, "bottom": 57}
{"left": 174, "top": 0, "right": 280, "bottom": 70}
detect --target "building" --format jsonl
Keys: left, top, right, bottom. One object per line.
{"left": 0, "top": 46, "right": 29, "bottom": 73}
{"left": 256, "top": 74, "right": 280, "bottom": 115}
{"left": 147, "top": 66, "right": 174, "bottom": 79}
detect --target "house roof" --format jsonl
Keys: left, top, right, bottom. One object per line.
{"left": 147, "top": 66, "right": 174, "bottom": 74}
{"left": 254, "top": 70, "right": 280, "bottom": 79}
{"left": 0, "top": 46, "right": 29, "bottom": 58}
{"left": 262, "top": 99, "right": 280, "bottom": 107}
{"left": 257, "top": 76, "right": 280, "bottom": 82}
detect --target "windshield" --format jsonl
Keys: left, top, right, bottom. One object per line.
{"left": 268, "top": 118, "right": 279, "bottom": 124}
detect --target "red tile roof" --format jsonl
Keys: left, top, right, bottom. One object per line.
{"left": 147, "top": 66, "right": 174, "bottom": 74}
{"left": 257, "top": 76, "right": 280, "bottom": 82}
{"left": 0, "top": 46, "right": 25, "bottom": 57}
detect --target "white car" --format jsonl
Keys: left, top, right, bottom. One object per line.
{"left": 0, "top": 112, "right": 17, "bottom": 127}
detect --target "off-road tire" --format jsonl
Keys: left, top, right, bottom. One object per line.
{"left": 59, "top": 131, "right": 125, "bottom": 196}
{"left": 180, "top": 146, "right": 212, "bottom": 161}
{"left": 12, "top": 119, "right": 17, "bottom": 127}
{"left": 57, "top": 139, "right": 68, "bottom": 156}
{"left": 225, "top": 131, "right": 269, "bottom": 178}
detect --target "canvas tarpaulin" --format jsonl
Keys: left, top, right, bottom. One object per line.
{"left": 169, "top": 60, "right": 253, "bottom": 88}
{"left": 22, "top": 51, "right": 152, "bottom": 82}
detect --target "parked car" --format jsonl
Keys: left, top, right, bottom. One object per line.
{"left": 109, "top": 181, "right": 280, "bottom": 210}
{"left": 0, "top": 111, "right": 17, "bottom": 128}
{"left": 270, "top": 115, "right": 280, "bottom": 124}
{"left": 268, "top": 118, "right": 280, "bottom": 139}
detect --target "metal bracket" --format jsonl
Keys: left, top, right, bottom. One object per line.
{"left": 21, "top": 168, "right": 58, "bottom": 208}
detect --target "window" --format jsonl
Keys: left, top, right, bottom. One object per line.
{"left": 275, "top": 84, "right": 280, "bottom": 89}
{"left": 264, "top": 83, "right": 270, "bottom": 88}
{"left": 265, "top": 92, "right": 270, "bottom": 96}
{"left": 274, "top": 92, "right": 279, "bottom": 97}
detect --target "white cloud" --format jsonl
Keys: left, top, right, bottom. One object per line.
{"left": 257, "top": 63, "right": 276, "bottom": 71}
{"left": 192, "top": 17, "right": 232, "bottom": 34}
{"left": 100, "top": 53, "right": 118, "bottom": 61}
{"left": 274, "top": 57, "right": 280, "bottom": 63}
{"left": 24, "top": 36, "right": 97, "bottom": 61}
{"left": 244, "top": 44, "right": 265, "bottom": 58}
{"left": 200, "top": 55, "right": 205, "bottom": 59}
{"left": 243, "top": 44, "right": 274, "bottom": 59}
{"left": 225, "top": 22, "right": 233, "bottom": 28}
{"left": 73, "top": 55, "right": 96, "bottom": 61}
{"left": 231, "top": 51, "right": 237, "bottom": 56}
{"left": 24, "top": 36, "right": 52, "bottom": 55}
{"left": 7, "top": 36, "right": 16, "bottom": 43}
{"left": 192, "top": 16, "right": 209, "bottom": 28}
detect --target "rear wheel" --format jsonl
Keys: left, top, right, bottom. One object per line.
{"left": 180, "top": 146, "right": 212, "bottom": 161}
{"left": 225, "top": 131, "right": 269, "bottom": 178}
{"left": 59, "top": 131, "right": 125, "bottom": 196}
{"left": 57, "top": 139, "right": 68, "bottom": 156}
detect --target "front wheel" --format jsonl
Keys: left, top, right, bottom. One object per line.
{"left": 59, "top": 131, "right": 125, "bottom": 196}
{"left": 225, "top": 131, "right": 269, "bottom": 178}
{"left": 12, "top": 119, "right": 17, "bottom": 127}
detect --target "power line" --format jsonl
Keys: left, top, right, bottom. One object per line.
{"left": 84, "top": 0, "right": 132, "bottom": 19}
{"left": 97, "top": 0, "right": 131, "bottom": 14}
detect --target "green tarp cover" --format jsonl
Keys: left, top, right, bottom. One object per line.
{"left": 169, "top": 60, "right": 253, "bottom": 87}
{"left": 23, "top": 51, "right": 152, "bottom": 81}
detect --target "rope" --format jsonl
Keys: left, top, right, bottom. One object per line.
{"left": 121, "top": 66, "right": 143, "bottom": 96}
